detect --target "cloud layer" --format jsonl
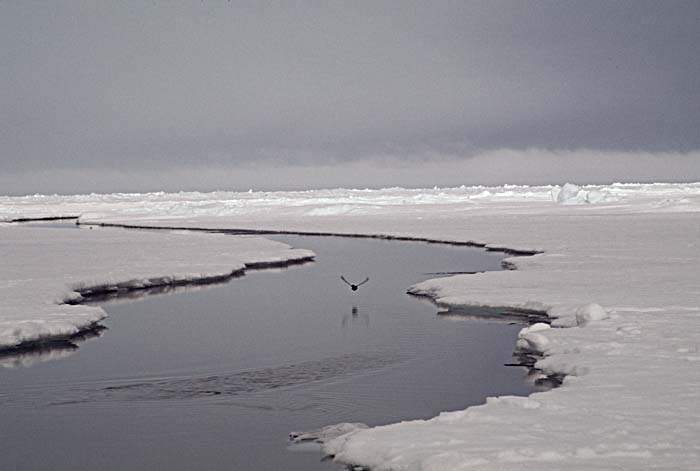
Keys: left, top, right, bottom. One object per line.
{"left": 2, "top": 149, "right": 699, "bottom": 195}
{"left": 2, "top": 1, "right": 699, "bottom": 194}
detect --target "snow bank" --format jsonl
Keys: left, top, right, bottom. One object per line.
{"left": 0, "top": 225, "right": 313, "bottom": 350}
{"left": 516, "top": 322, "right": 552, "bottom": 353}
{"left": 2, "top": 181, "right": 700, "bottom": 469}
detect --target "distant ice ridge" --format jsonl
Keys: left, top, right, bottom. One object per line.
{"left": 2, "top": 181, "right": 700, "bottom": 470}
{"left": 2, "top": 182, "right": 699, "bottom": 223}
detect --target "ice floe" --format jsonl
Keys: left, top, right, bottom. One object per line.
{"left": 0, "top": 225, "right": 313, "bottom": 350}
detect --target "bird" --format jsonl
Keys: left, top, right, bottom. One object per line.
{"left": 341, "top": 276, "right": 369, "bottom": 291}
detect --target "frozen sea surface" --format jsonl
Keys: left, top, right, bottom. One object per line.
{"left": 2, "top": 182, "right": 699, "bottom": 470}
{"left": 0, "top": 234, "right": 535, "bottom": 471}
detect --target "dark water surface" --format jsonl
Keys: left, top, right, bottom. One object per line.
{"left": 1, "top": 233, "right": 535, "bottom": 471}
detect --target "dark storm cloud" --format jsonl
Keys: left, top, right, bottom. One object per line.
{"left": 1, "top": 1, "right": 699, "bottom": 194}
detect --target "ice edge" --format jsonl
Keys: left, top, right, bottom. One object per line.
{"left": 1, "top": 252, "right": 314, "bottom": 354}
{"left": 77, "top": 220, "right": 543, "bottom": 257}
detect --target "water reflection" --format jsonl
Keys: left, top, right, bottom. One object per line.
{"left": 0, "top": 326, "right": 106, "bottom": 369}
{"left": 435, "top": 305, "right": 550, "bottom": 325}
{"left": 341, "top": 305, "right": 370, "bottom": 329}
{"left": 0, "top": 346, "right": 77, "bottom": 369}
{"left": 77, "top": 279, "right": 237, "bottom": 306}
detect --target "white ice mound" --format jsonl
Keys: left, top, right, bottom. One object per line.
{"left": 575, "top": 303, "right": 608, "bottom": 326}
{"left": 552, "top": 183, "right": 581, "bottom": 204}
{"left": 552, "top": 183, "right": 610, "bottom": 205}
{"left": 289, "top": 422, "right": 368, "bottom": 444}
{"left": 516, "top": 322, "right": 551, "bottom": 353}
{"left": 584, "top": 189, "right": 608, "bottom": 204}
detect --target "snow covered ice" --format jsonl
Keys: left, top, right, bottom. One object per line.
{"left": 0, "top": 225, "right": 313, "bottom": 350}
{"left": 2, "top": 181, "right": 700, "bottom": 469}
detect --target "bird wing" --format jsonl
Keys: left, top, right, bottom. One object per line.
{"left": 340, "top": 275, "right": 353, "bottom": 286}
{"left": 357, "top": 277, "right": 370, "bottom": 287}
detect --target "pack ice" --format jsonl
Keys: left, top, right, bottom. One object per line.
{"left": 2, "top": 181, "right": 700, "bottom": 470}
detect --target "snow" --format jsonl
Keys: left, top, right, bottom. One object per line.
{"left": 2, "top": 181, "right": 700, "bottom": 469}
{"left": 574, "top": 303, "right": 608, "bottom": 326}
{"left": 516, "top": 323, "right": 552, "bottom": 353}
{"left": 0, "top": 225, "right": 313, "bottom": 349}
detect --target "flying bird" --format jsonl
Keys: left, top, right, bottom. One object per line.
{"left": 341, "top": 276, "right": 369, "bottom": 291}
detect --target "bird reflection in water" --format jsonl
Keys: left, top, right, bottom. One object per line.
{"left": 342, "top": 305, "right": 370, "bottom": 329}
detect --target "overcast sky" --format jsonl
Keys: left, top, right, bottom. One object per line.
{"left": 2, "top": 1, "right": 699, "bottom": 195}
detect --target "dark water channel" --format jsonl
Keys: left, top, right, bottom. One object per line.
{"left": 1, "top": 232, "right": 536, "bottom": 471}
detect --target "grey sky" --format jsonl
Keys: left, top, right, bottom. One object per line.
{"left": 2, "top": 1, "right": 700, "bottom": 194}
